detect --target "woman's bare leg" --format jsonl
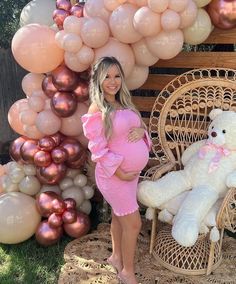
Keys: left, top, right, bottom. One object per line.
{"left": 108, "top": 211, "right": 123, "bottom": 272}
{"left": 117, "top": 210, "right": 142, "bottom": 284}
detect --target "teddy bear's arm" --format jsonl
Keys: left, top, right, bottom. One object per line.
{"left": 181, "top": 140, "right": 206, "bottom": 166}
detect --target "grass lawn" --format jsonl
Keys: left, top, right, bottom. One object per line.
{"left": 0, "top": 235, "right": 73, "bottom": 284}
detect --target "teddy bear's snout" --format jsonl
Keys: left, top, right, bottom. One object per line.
{"left": 211, "top": 131, "right": 217, "bottom": 137}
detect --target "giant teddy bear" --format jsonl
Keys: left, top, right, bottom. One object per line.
{"left": 138, "top": 109, "right": 236, "bottom": 247}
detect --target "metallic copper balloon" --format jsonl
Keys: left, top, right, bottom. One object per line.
{"left": 66, "top": 150, "right": 87, "bottom": 169}
{"left": 34, "top": 150, "right": 52, "bottom": 167}
{"left": 51, "top": 197, "right": 66, "bottom": 214}
{"left": 73, "top": 79, "right": 89, "bottom": 102}
{"left": 70, "top": 4, "right": 84, "bottom": 18}
{"left": 60, "top": 138, "right": 83, "bottom": 162}
{"left": 63, "top": 211, "right": 90, "bottom": 238}
{"left": 36, "top": 191, "right": 62, "bottom": 217}
{"left": 50, "top": 132, "right": 65, "bottom": 147}
{"left": 42, "top": 75, "right": 58, "bottom": 98}
{"left": 48, "top": 213, "right": 63, "bottom": 228}
{"left": 56, "top": 0, "right": 71, "bottom": 11}
{"left": 51, "top": 65, "right": 78, "bottom": 92}
{"left": 20, "top": 139, "right": 39, "bottom": 164}
{"left": 35, "top": 220, "right": 63, "bottom": 246}
{"left": 62, "top": 208, "right": 77, "bottom": 224}
{"left": 9, "top": 136, "right": 28, "bottom": 162}
{"left": 53, "top": 9, "right": 70, "bottom": 30}
{"left": 51, "top": 92, "right": 77, "bottom": 117}
{"left": 64, "top": 198, "right": 77, "bottom": 210}
{"left": 36, "top": 162, "right": 67, "bottom": 185}
{"left": 51, "top": 147, "right": 68, "bottom": 164}
{"left": 207, "top": 0, "right": 236, "bottom": 29}
{"left": 38, "top": 137, "right": 56, "bottom": 152}
{"left": 79, "top": 68, "right": 91, "bottom": 81}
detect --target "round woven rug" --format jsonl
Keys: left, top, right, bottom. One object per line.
{"left": 58, "top": 222, "right": 236, "bottom": 284}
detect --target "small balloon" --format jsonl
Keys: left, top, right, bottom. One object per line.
{"left": 60, "top": 138, "right": 83, "bottom": 162}
{"left": 64, "top": 197, "right": 77, "bottom": 209}
{"left": 51, "top": 147, "right": 68, "bottom": 164}
{"left": 34, "top": 150, "right": 52, "bottom": 167}
{"left": 36, "top": 162, "right": 67, "bottom": 185}
{"left": 42, "top": 75, "right": 58, "bottom": 98}
{"left": 35, "top": 220, "right": 63, "bottom": 246}
{"left": 53, "top": 9, "right": 70, "bottom": 29}
{"left": 70, "top": 4, "right": 84, "bottom": 17}
{"left": 62, "top": 208, "right": 77, "bottom": 224}
{"left": 20, "top": 139, "right": 39, "bottom": 164}
{"left": 52, "top": 65, "right": 78, "bottom": 92}
{"left": 9, "top": 136, "right": 28, "bottom": 162}
{"left": 50, "top": 132, "right": 65, "bottom": 147}
{"left": 51, "top": 92, "right": 77, "bottom": 117}
{"left": 39, "top": 137, "right": 56, "bottom": 151}
{"left": 66, "top": 150, "right": 87, "bottom": 169}
{"left": 73, "top": 79, "right": 89, "bottom": 102}
{"left": 56, "top": 0, "right": 71, "bottom": 11}
{"left": 63, "top": 211, "right": 90, "bottom": 238}
{"left": 48, "top": 213, "right": 63, "bottom": 228}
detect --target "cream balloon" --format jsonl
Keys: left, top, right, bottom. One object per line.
{"left": 133, "top": 6, "right": 161, "bottom": 37}
{"left": 168, "top": 0, "right": 189, "bottom": 12}
{"left": 0, "top": 192, "right": 41, "bottom": 244}
{"left": 78, "top": 200, "right": 92, "bottom": 215}
{"left": 81, "top": 18, "right": 110, "bottom": 49}
{"left": 161, "top": 9, "right": 181, "bottom": 31}
{"left": 35, "top": 110, "right": 61, "bottom": 135}
{"left": 64, "top": 52, "right": 90, "bottom": 72}
{"left": 146, "top": 29, "right": 184, "bottom": 60}
{"left": 76, "top": 45, "right": 95, "bottom": 65}
{"left": 84, "top": 0, "right": 111, "bottom": 23}
{"left": 63, "top": 16, "right": 84, "bottom": 35}
{"left": 148, "top": 0, "right": 169, "bottom": 13}
{"left": 62, "top": 186, "right": 85, "bottom": 207}
{"left": 82, "top": 185, "right": 95, "bottom": 200}
{"left": 55, "top": 30, "right": 66, "bottom": 49}
{"left": 2, "top": 176, "right": 19, "bottom": 193}
{"left": 66, "top": 168, "right": 81, "bottom": 179}
{"left": 183, "top": 8, "right": 212, "bottom": 45}
{"left": 20, "top": 0, "right": 55, "bottom": 27}
{"left": 8, "top": 167, "right": 25, "bottom": 184}
{"left": 135, "top": 0, "right": 148, "bottom": 6}
{"left": 74, "top": 174, "right": 87, "bottom": 187}
{"left": 21, "top": 73, "right": 45, "bottom": 97}
{"left": 194, "top": 0, "right": 211, "bottom": 7}
{"left": 94, "top": 37, "right": 135, "bottom": 77}
{"left": 23, "top": 164, "right": 36, "bottom": 176}
{"left": 109, "top": 4, "right": 142, "bottom": 44}
{"left": 12, "top": 24, "right": 64, "bottom": 73}
{"left": 59, "top": 177, "right": 74, "bottom": 191}
{"left": 179, "top": 0, "right": 198, "bottom": 29}
{"left": 125, "top": 65, "right": 149, "bottom": 90}
{"left": 19, "top": 176, "right": 41, "bottom": 196}
{"left": 62, "top": 33, "right": 83, "bottom": 53}
{"left": 104, "top": 0, "right": 121, "bottom": 11}
{"left": 39, "top": 185, "right": 61, "bottom": 195}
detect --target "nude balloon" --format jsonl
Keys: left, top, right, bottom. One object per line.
{"left": 11, "top": 24, "right": 64, "bottom": 73}
{"left": 168, "top": 0, "right": 189, "bottom": 12}
{"left": 183, "top": 8, "right": 212, "bottom": 45}
{"left": 195, "top": 0, "right": 212, "bottom": 7}
{"left": 104, "top": 0, "right": 120, "bottom": 11}
{"left": 23, "top": 125, "right": 45, "bottom": 140}
{"left": 35, "top": 110, "right": 62, "bottom": 135}
{"left": 63, "top": 15, "right": 84, "bottom": 34}
{"left": 22, "top": 73, "right": 45, "bottom": 97}
{"left": 148, "top": 0, "right": 169, "bottom": 13}
{"left": 64, "top": 52, "right": 90, "bottom": 72}
{"left": 94, "top": 37, "right": 135, "bottom": 78}
{"left": 161, "top": 9, "right": 181, "bottom": 31}
{"left": 19, "top": 176, "right": 41, "bottom": 196}
{"left": 125, "top": 65, "right": 149, "bottom": 90}
{"left": 62, "top": 33, "right": 83, "bottom": 53}
{"left": 8, "top": 99, "right": 28, "bottom": 136}
{"left": 76, "top": 45, "right": 94, "bottom": 65}
{"left": 28, "top": 96, "right": 45, "bottom": 112}
{"left": 133, "top": 7, "right": 161, "bottom": 37}
{"left": 131, "top": 38, "right": 158, "bottom": 66}
{"left": 109, "top": 4, "right": 142, "bottom": 44}
{"left": 80, "top": 18, "right": 109, "bottom": 49}
{"left": 84, "top": 0, "right": 110, "bottom": 23}
{"left": 180, "top": 0, "right": 198, "bottom": 29}
{"left": 146, "top": 29, "right": 184, "bottom": 60}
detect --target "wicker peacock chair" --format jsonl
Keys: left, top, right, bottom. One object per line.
{"left": 143, "top": 68, "right": 236, "bottom": 276}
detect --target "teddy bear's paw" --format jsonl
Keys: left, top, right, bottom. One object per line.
{"left": 145, "top": 208, "right": 155, "bottom": 220}
{"left": 158, "top": 209, "right": 173, "bottom": 224}
{"left": 137, "top": 180, "right": 163, "bottom": 207}
{"left": 172, "top": 219, "right": 199, "bottom": 247}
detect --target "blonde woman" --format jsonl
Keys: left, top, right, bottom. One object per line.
{"left": 81, "top": 57, "right": 151, "bottom": 284}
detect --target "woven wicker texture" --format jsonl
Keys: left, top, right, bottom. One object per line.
{"left": 58, "top": 221, "right": 236, "bottom": 284}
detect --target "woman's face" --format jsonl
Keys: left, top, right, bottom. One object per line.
{"left": 101, "top": 64, "right": 122, "bottom": 99}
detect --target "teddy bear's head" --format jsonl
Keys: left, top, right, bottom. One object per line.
{"left": 208, "top": 109, "right": 236, "bottom": 150}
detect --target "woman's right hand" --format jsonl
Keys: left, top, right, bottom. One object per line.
{"left": 115, "top": 168, "right": 140, "bottom": 181}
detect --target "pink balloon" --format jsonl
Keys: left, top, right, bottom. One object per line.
{"left": 84, "top": 0, "right": 111, "bottom": 23}
{"left": 76, "top": 45, "right": 94, "bottom": 65}
{"left": 161, "top": 9, "right": 181, "bottom": 31}
{"left": 35, "top": 110, "right": 62, "bottom": 135}
{"left": 60, "top": 103, "right": 88, "bottom": 136}
{"left": 11, "top": 24, "right": 64, "bottom": 73}
{"left": 8, "top": 99, "right": 28, "bottom": 136}
{"left": 135, "top": 0, "right": 148, "bottom": 7}
{"left": 81, "top": 18, "right": 109, "bottom": 49}
{"left": 63, "top": 15, "right": 84, "bottom": 34}
{"left": 133, "top": 7, "right": 161, "bottom": 37}
{"left": 22, "top": 73, "right": 45, "bottom": 97}
{"left": 146, "top": 29, "right": 184, "bottom": 60}
{"left": 94, "top": 37, "right": 135, "bottom": 77}
{"left": 109, "top": 4, "right": 142, "bottom": 44}
{"left": 148, "top": 0, "right": 169, "bottom": 13}
{"left": 125, "top": 65, "right": 149, "bottom": 90}
{"left": 179, "top": 0, "right": 198, "bottom": 29}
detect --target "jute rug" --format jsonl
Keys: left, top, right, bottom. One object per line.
{"left": 58, "top": 222, "right": 236, "bottom": 284}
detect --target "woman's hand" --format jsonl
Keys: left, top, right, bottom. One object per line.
{"left": 115, "top": 168, "right": 140, "bottom": 181}
{"left": 128, "top": 127, "right": 145, "bottom": 142}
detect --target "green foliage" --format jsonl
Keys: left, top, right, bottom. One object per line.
{"left": 0, "top": 0, "right": 30, "bottom": 49}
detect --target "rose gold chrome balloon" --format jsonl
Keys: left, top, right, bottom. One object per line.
{"left": 9, "top": 136, "right": 28, "bottom": 162}
{"left": 207, "top": 0, "right": 236, "bottom": 29}
{"left": 62, "top": 208, "right": 77, "bottom": 224}
{"left": 51, "top": 147, "right": 68, "bottom": 164}
{"left": 36, "top": 162, "right": 67, "bottom": 185}
{"left": 51, "top": 197, "right": 66, "bottom": 214}
{"left": 50, "top": 132, "right": 65, "bottom": 147}
{"left": 35, "top": 220, "right": 63, "bottom": 246}
{"left": 51, "top": 92, "right": 77, "bottom": 117}
{"left": 34, "top": 150, "right": 52, "bottom": 167}
{"left": 53, "top": 9, "right": 70, "bottom": 30}
{"left": 56, "top": 0, "right": 72, "bottom": 11}
{"left": 60, "top": 138, "right": 83, "bottom": 162}
{"left": 70, "top": 4, "right": 84, "bottom": 18}
{"left": 64, "top": 198, "right": 77, "bottom": 209}
{"left": 42, "top": 75, "right": 58, "bottom": 98}
{"left": 20, "top": 139, "right": 39, "bottom": 164}
{"left": 51, "top": 65, "right": 78, "bottom": 92}
{"left": 63, "top": 211, "right": 90, "bottom": 238}
{"left": 38, "top": 137, "right": 56, "bottom": 152}
{"left": 48, "top": 213, "right": 63, "bottom": 228}
{"left": 66, "top": 150, "right": 87, "bottom": 169}
{"left": 73, "top": 79, "right": 89, "bottom": 102}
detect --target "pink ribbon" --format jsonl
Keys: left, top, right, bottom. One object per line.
{"left": 198, "top": 141, "right": 230, "bottom": 173}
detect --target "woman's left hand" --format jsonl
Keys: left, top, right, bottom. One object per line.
{"left": 128, "top": 127, "right": 145, "bottom": 142}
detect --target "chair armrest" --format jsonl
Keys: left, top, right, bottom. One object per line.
{"left": 142, "top": 160, "right": 175, "bottom": 181}
{"left": 216, "top": 187, "right": 236, "bottom": 233}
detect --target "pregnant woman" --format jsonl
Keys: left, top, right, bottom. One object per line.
{"left": 82, "top": 57, "right": 151, "bottom": 284}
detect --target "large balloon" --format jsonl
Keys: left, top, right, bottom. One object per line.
{"left": 0, "top": 192, "right": 41, "bottom": 244}
{"left": 63, "top": 211, "right": 90, "bottom": 238}
{"left": 84, "top": 0, "right": 111, "bottom": 23}
{"left": 125, "top": 65, "right": 149, "bottom": 90}
{"left": 12, "top": 24, "right": 64, "bottom": 73}
{"left": 20, "top": 0, "right": 56, "bottom": 27}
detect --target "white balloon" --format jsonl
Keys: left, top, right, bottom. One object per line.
{"left": 8, "top": 167, "right": 25, "bottom": 184}
{"left": 59, "top": 177, "right": 74, "bottom": 191}
{"left": 39, "top": 185, "right": 61, "bottom": 195}
{"left": 66, "top": 168, "right": 81, "bottom": 179}
{"left": 62, "top": 186, "right": 85, "bottom": 207}
{"left": 82, "top": 185, "right": 95, "bottom": 200}
{"left": 79, "top": 200, "right": 92, "bottom": 215}
{"left": 19, "top": 176, "right": 41, "bottom": 196}
{"left": 23, "top": 164, "right": 36, "bottom": 176}
{"left": 74, "top": 174, "right": 88, "bottom": 187}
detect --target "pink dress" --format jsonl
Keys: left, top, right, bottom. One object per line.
{"left": 81, "top": 109, "right": 151, "bottom": 216}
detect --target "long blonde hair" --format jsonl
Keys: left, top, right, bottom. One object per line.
{"left": 89, "top": 57, "right": 144, "bottom": 138}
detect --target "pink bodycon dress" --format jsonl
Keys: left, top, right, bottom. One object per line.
{"left": 81, "top": 109, "right": 151, "bottom": 216}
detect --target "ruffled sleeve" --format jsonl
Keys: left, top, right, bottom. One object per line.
{"left": 143, "top": 130, "right": 152, "bottom": 151}
{"left": 81, "top": 112, "right": 124, "bottom": 178}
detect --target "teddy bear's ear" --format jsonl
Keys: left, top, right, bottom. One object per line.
{"left": 209, "top": 109, "right": 223, "bottom": 120}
